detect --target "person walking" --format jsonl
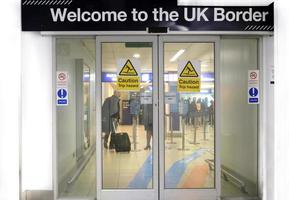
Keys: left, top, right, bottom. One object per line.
{"left": 102, "top": 90, "right": 121, "bottom": 149}
{"left": 143, "top": 103, "right": 153, "bottom": 150}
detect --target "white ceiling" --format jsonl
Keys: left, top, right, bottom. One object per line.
{"left": 102, "top": 43, "right": 152, "bottom": 72}
{"left": 164, "top": 43, "right": 214, "bottom": 72}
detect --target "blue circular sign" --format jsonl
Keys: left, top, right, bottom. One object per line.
{"left": 249, "top": 87, "right": 258, "bottom": 97}
{"left": 57, "top": 89, "right": 67, "bottom": 98}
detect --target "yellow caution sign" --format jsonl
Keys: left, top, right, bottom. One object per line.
{"left": 119, "top": 59, "right": 138, "bottom": 76}
{"left": 180, "top": 61, "right": 199, "bottom": 77}
{"left": 177, "top": 77, "right": 200, "bottom": 92}
{"left": 117, "top": 59, "right": 140, "bottom": 91}
{"left": 117, "top": 76, "right": 140, "bottom": 91}
{"left": 178, "top": 61, "right": 200, "bottom": 92}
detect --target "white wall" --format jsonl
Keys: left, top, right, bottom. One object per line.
{"left": 0, "top": 1, "right": 21, "bottom": 199}
{"left": 21, "top": 32, "right": 53, "bottom": 191}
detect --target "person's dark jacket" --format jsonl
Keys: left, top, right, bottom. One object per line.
{"left": 102, "top": 95, "right": 120, "bottom": 133}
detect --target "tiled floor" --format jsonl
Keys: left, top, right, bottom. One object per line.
{"left": 59, "top": 123, "right": 250, "bottom": 199}
{"left": 103, "top": 124, "right": 153, "bottom": 189}
{"left": 60, "top": 154, "right": 96, "bottom": 198}
{"left": 164, "top": 123, "right": 215, "bottom": 188}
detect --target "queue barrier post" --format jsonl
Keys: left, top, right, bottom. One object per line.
{"left": 167, "top": 112, "right": 176, "bottom": 145}
{"left": 131, "top": 115, "right": 141, "bottom": 152}
{"left": 178, "top": 115, "right": 189, "bottom": 151}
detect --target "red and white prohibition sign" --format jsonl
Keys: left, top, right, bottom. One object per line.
{"left": 250, "top": 71, "right": 257, "bottom": 80}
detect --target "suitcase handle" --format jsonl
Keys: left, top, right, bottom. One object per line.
{"left": 111, "top": 118, "right": 119, "bottom": 133}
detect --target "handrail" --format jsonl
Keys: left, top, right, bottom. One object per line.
{"left": 67, "top": 144, "right": 96, "bottom": 185}
{"left": 205, "top": 159, "right": 248, "bottom": 194}
{"left": 205, "top": 159, "right": 215, "bottom": 171}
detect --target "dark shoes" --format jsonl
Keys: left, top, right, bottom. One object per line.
{"left": 144, "top": 145, "right": 151, "bottom": 150}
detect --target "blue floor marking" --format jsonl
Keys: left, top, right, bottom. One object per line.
{"left": 127, "top": 149, "right": 207, "bottom": 188}
{"left": 165, "top": 148, "right": 206, "bottom": 188}
{"left": 128, "top": 153, "right": 153, "bottom": 189}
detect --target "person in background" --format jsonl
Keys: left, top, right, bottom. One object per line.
{"left": 189, "top": 97, "right": 197, "bottom": 126}
{"left": 209, "top": 99, "right": 215, "bottom": 126}
{"left": 203, "top": 97, "right": 209, "bottom": 124}
{"left": 196, "top": 98, "right": 202, "bottom": 126}
{"left": 143, "top": 103, "right": 153, "bottom": 150}
{"left": 102, "top": 90, "right": 121, "bottom": 149}
{"left": 184, "top": 98, "right": 190, "bottom": 125}
{"left": 201, "top": 98, "right": 205, "bottom": 125}
{"left": 179, "top": 97, "right": 188, "bottom": 124}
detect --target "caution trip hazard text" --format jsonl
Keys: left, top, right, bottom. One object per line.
{"left": 117, "top": 59, "right": 140, "bottom": 91}
{"left": 178, "top": 61, "right": 200, "bottom": 92}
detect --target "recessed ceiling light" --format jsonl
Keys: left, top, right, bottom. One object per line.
{"left": 170, "top": 49, "right": 185, "bottom": 62}
{"left": 133, "top": 53, "right": 140, "bottom": 58}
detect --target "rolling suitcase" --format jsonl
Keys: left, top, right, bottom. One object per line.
{"left": 111, "top": 120, "right": 131, "bottom": 152}
{"left": 114, "top": 132, "right": 131, "bottom": 152}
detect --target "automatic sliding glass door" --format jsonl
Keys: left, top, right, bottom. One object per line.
{"left": 95, "top": 36, "right": 159, "bottom": 200}
{"left": 95, "top": 35, "right": 220, "bottom": 200}
{"left": 159, "top": 36, "right": 220, "bottom": 200}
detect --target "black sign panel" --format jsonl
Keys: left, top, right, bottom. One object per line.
{"left": 21, "top": 0, "right": 274, "bottom": 32}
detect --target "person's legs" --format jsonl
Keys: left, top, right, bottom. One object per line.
{"left": 144, "top": 130, "right": 152, "bottom": 150}
{"left": 109, "top": 132, "right": 115, "bottom": 149}
{"left": 209, "top": 112, "right": 213, "bottom": 125}
{"left": 109, "top": 118, "right": 118, "bottom": 149}
{"left": 190, "top": 112, "right": 193, "bottom": 125}
{"left": 104, "top": 132, "right": 110, "bottom": 149}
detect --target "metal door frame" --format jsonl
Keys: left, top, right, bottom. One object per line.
{"left": 158, "top": 35, "right": 221, "bottom": 200}
{"left": 95, "top": 35, "right": 159, "bottom": 200}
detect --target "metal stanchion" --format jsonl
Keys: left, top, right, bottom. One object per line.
{"left": 203, "top": 118, "right": 208, "bottom": 141}
{"left": 131, "top": 115, "right": 141, "bottom": 152}
{"left": 178, "top": 116, "right": 190, "bottom": 151}
{"left": 166, "top": 113, "right": 176, "bottom": 144}
{"left": 190, "top": 113, "right": 200, "bottom": 145}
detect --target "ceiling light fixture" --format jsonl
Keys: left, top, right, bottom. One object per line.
{"left": 170, "top": 49, "right": 185, "bottom": 62}
{"left": 133, "top": 53, "right": 140, "bottom": 58}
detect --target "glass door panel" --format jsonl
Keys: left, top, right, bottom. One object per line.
{"left": 56, "top": 38, "right": 96, "bottom": 199}
{"left": 159, "top": 36, "right": 220, "bottom": 200}
{"left": 96, "top": 36, "right": 158, "bottom": 200}
{"left": 164, "top": 42, "right": 215, "bottom": 189}
{"left": 220, "top": 38, "right": 259, "bottom": 197}
{"left": 101, "top": 42, "right": 153, "bottom": 189}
